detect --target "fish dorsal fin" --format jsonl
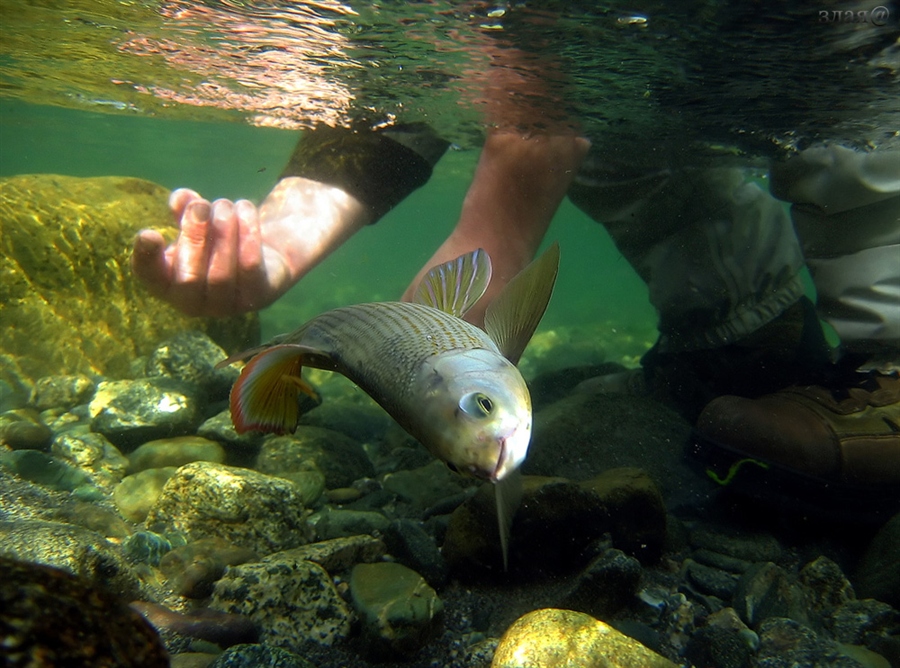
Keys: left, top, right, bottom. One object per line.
{"left": 484, "top": 242, "right": 559, "bottom": 365}
{"left": 414, "top": 248, "right": 492, "bottom": 318}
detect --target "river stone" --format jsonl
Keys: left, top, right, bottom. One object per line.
{"left": 113, "top": 467, "right": 178, "bottom": 523}
{"left": 29, "top": 374, "right": 96, "bottom": 411}
{"left": 0, "top": 408, "right": 52, "bottom": 450}
{"left": 264, "top": 535, "right": 386, "bottom": 574}
{"left": 89, "top": 378, "right": 204, "bottom": 450}
{"left": 350, "top": 561, "right": 444, "bottom": 659}
{"left": 211, "top": 557, "right": 352, "bottom": 651}
{"left": 492, "top": 608, "right": 678, "bottom": 668}
{"left": 145, "top": 462, "right": 313, "bottom": 555}
{"left": 0, "top": 555, "right": 168, "bottom": 667}
{"left": 756, "top": 617, "right": 862, "bottom": 668}
{"left": 443, "top": 468, "right": 665, "bottom": 576}
{"left": 0, "top": 518, "right": 141, "bottom": 599}
{"left": 382, "top": 459, "right": 475, "bottom": 512}
{"left": 160, "top": 537, "right": 258, "bottom": 599}
{"left": 314, "top": 506, "right": 391, "bottom": 540}
{"left": 855, "top": 511, "right": 900, "bottom": 608}
{"left": 0, "top": 174, "right": 258, "bottom": 389}
{"left": 196, "top": 409, "right": 265, "bottom": 466}
{"left": 255, "top": 427, "right": 374, "bottom": 490}
{"left": 0, "top": 449, "right": 96, "bottom": 496}
{"left": 52, "top": 429, "right": 129, "bottom": 492}
{"left": 733, "top": 562, "right": 809, "bottom": 628}
{"left": 143, "top": 330, "right": 239, "bottom": 401}
{"left": 208, "top": 644, "right": 315, "bottom": 668}
{"left": 557, "top": 548, "right": 643, "bottom": 619}
{"left": 128, "top": 435, "right": 226, "bottom": 474}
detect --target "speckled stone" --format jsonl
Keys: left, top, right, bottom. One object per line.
{"left": 207, "top": 644, "right": 315, "bottom": 668}
{"left": 350, "top": 561, "right": 444, "bottom": 659}
{"left": 29, "top": 374, "right": 96, "bottom": 411}
{"left": 262, "top": 535, "right": 386, "bottom": 574}
{"left": 159, "top": 537, "right": 258, "bottom": 599}
{"left": 211, "top": 557, "right": 352, "bottom": 651}
{"left": 314, "top": 506, "right": 391, "bottom": 540}
{"left": 255, "top": 426, "right": 374, "bottom": 489}
{"left": 0, "top": 555, "right": 168, "bottom": 667}
{"left": 0, "top": 518, "right": 142, "bottom": 599}
{"left": 143, "top": 330, "right": 239, "bottom": 401}
{"left": 0, "top": 174, "right": 258, "bottom": 389}
{"left": 0, "top": 408, "right": 52, "bottom": 450}
{"left": 492, "top": 608, "right": 678, "bottom": 667}
{"left": 51, "top": 429, "right": 129, "bottom": 492}
{"left": 145, "top": 461, "right": 313, "bottom": 555}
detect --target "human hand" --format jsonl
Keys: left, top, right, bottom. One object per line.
{"left": 132, "top": 177, "right": 370, "bottom": 317}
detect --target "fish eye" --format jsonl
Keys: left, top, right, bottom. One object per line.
{"left": 459, "top": 392, "right": 494, "bottom": 418}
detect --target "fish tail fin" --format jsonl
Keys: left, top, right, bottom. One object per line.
{"left": 494, "top": 469, "right": 524, "bottom": 572}
{"left": 229, "top": 344, "right": 321, "bottom": 434}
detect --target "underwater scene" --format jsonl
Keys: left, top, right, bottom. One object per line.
{"left": 1, "top": 1, "right": 899, "bottom": 667}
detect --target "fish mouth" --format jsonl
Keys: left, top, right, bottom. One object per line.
{"left": 489, "top": 437, "right": 507, "bottom": 483}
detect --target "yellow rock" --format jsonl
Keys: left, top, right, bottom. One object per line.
{"left": 0, "top": 174, "right": 258, "bottom": 390}
{"left": 492, "top": 608, "right": 677, "bottom": 668}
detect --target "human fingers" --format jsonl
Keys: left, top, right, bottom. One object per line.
{"left": 170, "top": 198, "right": 213, "bottom": 315}
{"left": 131, "top": 229, "right": 172, "bottom": 297}
{"left": 204, "top": 199, "right": 241, "bottom": 317}
{"left": 234, "top": 199, "right": 271, "bottom": 312}
{"left": 168, "top": 188, "right": 203, "bottom": 222}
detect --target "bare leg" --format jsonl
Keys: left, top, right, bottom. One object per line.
{"left": 402, "top": 131, "right": 590, "bottom": 325}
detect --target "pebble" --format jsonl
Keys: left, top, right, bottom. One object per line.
{"left": 113, "top": 466, "right": 178, "bottom": 523}
{"left": 127, "top": 435, "right": 225, "bottom": 473}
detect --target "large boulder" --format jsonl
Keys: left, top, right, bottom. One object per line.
{"left": 0, "top": 174, "right": 258, "bottom": 391}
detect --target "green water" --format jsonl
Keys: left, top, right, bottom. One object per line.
{"left": 0, "top": 96, "right": 658, "bottom": 348}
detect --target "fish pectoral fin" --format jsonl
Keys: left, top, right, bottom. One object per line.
{"left": 495, "top": 468, "right": 524, "bottom": 572}
{"left": 484, "top": 242, "right": 560, "bottom": 365}
{"left": 229, "top": 344, "right": 328, "bottom": 434}
{"left": 414, "top": 248, "right": 492, "bottom": 318}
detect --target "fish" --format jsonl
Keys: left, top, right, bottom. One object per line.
{"left": 217, "top": 242, "right": 560, "bottom": 568}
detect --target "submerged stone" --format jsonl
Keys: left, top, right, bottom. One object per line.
{"left": 350, "top": 561, "right": 444, "bottom": 659}
{"left": 143, "top": 330, "right": 239, "bottom": 402}
{"left": 127, "top": 435, "right": 226, "bottom": 474}
{"left": 0, "top": 174, "right": 258, "bottom": 389}
{"left": 492, "top": 608, "right": 677, "bottom": 667}
{"left": 0, "top": 555, "right": 168, "bottom": 667}
{"left": 256, "top": 427, "right": 374, "bottom": 489}
{"left": 211, "top": 557, "right": 352, "bottom": 651}
{"left": 145, "top": 462, "right": 313, "bottom": 555}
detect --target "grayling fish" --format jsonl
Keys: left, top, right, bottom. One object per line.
{"left": 218, "top": 243, "right": 560, "bottom": 568}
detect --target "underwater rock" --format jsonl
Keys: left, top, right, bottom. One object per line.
{"left": 52, "top": 429, "right": 129, "bottom": 492}
{"left": 266, "top": 535, "right": 386, "bottom": 575}
{"left": 443, "top": 468, "right": 666, "bottom": 577}
{"left": 0, "top": 555, "right": 168, "bottom": 667}
{"left": 145, "top": 461, "right": 314, "bottom": 555}
{"left": 299, "top": 401, "right": 395, "bottom": 445}
{"left": 382, "top": 459, "right": 475, "bottom": 512}
{"left": 207, "top": 643, "right": 315, "bottom": 668}
{"left": 211, "top": 557, "right": 353, "bottom": 651}
{"left": 314, "top": 506, "right": 391, "bottom": 540}
{"left": 492, "top": 608, "right": 678, "bottom": 668}
{"left": 755, "top": 617, "right": 863, "bottom": 668}
{"left": 123, "top": 530, "right": 174, "bottom": 567}
{"left": 685, "top": 559, "right": 741, "bottom": 601}
{"left": 382, "top": 518, "right": 448, "bottom": 589}
{"left": 255, "top": 427, "right": 375, "bottom": 490}
{"left": 52, "top": 501, "right": 132, "bottom": 540}
{"left": 855, "top": 511, "right": 900, "bottom": 608}
{"left": 350, "top": 561, "right": 444, "bottom": 659}
{"left": 0, "top": 174, "right": 259, "bottom": 389}
{"left": 0, "top": 407, "right": 52, "bottom": 450}
{"left": 683, "top": 625, "right": 753, "bottom": 668}
{"left": 556, "top": 548, "right": 642, "bottom": 619}
{"left": 799, "top": 556, "right": 857, "bottom": 618}
{"left": 733, "top": 562, "right": 809, "bottom": 629}
{"left": 0, "top": 448, "right": 97, "bottom": 497}
{"left": 0, "top": 518, "right": 141, "bottom": 599}
{"left": 526, "top": 390, "right": 699, "bottom": 502}
{"left": 127, "top": 435, "right": 226, "bottom": 474}
{"left": 829, "top": 598, "right": 899, "bottom": 646}
{"left": 89, "top": 378, "right": 204, "bottom": 449}
{"left": 196, "top": 409, "right": 264, "bottom": 466}
{"left": 143, "top": 330, "right": 239, "bottom": 402}
{"left": 133, "top": 601, "right": 259, "bottom": 649}
{"left": 29, "top": 373, "right": 96, "bottom": 411}
{"left": 113, "top": 466, "right": 178, "bottom": 523}
{"left": 159, "top": 537, "right": 258, "bottom": 599}
{"left": 689, "top": 526, "right": 783, "bottom": 563}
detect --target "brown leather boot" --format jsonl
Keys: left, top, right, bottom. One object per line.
{"left": 696, "top": 373, "right": 900, "bottom": 486}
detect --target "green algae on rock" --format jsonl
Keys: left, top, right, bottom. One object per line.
{"left": 0, "top": 174, "right": 258, "bottom": 390}
{"left": 491, "top": 608, "right": 677, "bottom": 668}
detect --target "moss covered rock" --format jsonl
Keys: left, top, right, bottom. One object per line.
{"left": 0, "top": 174, "right": 258, "bottom": 391}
